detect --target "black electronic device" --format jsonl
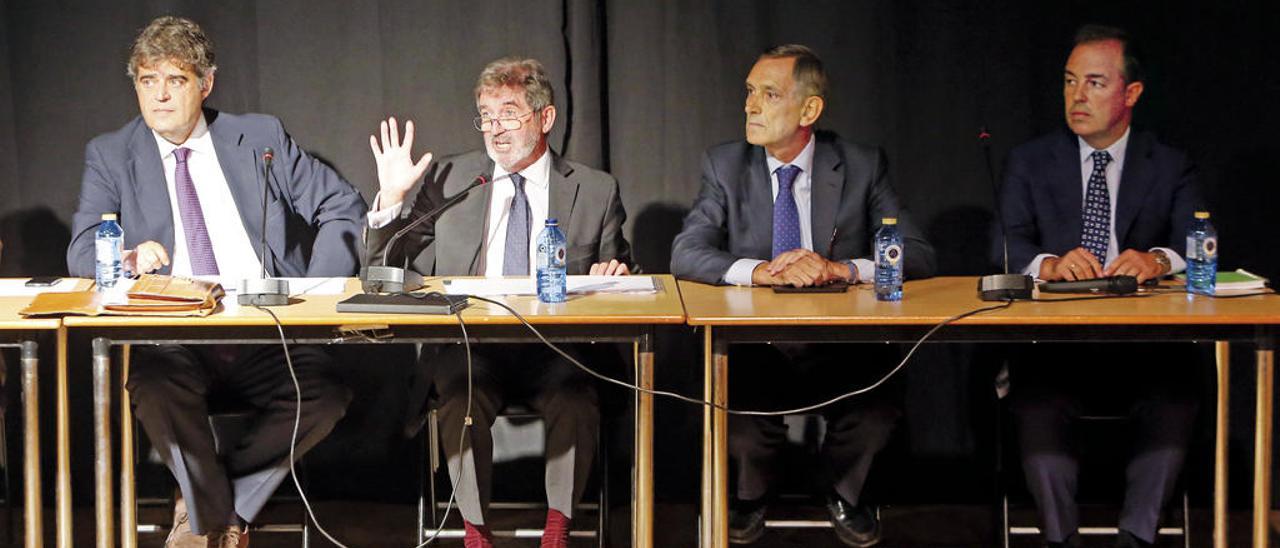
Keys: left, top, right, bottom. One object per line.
{"left": 336, "top": 292, "right": 470, "bottom": 314}
{"left": 772, "top": 281, "right": 850, "bottom": 293}
{"left": 1038, "top": 275, "right": 1139, "bottom": 295}
{"left": 24, "top": 276, "right": 62, "bottom": 287}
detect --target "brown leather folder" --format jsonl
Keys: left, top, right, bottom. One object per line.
{"left": 20, "top": 275, "right": 224, "bottom": 317}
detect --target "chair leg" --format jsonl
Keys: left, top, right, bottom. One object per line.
{"left": 1182, "top": 490, "right": 1191, "bottom": 548}
{"left": 597, "top": 419, "right": 609, "bottom": 548}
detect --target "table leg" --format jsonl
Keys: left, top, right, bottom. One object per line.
{"left": 712, "top": 336, "right": 729, "bottom": 548}
{"left": 21, "top": 341, "right": 42, "bottom": 548}
{"left": 93, "top": 338, "right": 115, "bottom": 548}
{"left": 633, "top": 333, "right": 654, "bottom": 548}
{"left": 1215, "top": 341, "right": 1230, "bottom": 548}
{"left": 56, "top": 328, "right": 70, "bottom": 548}
{"left": 120, "top": 345, "right": 136, "bottom": 548}
{"left": 1254, "top": 342, "right": 1274, "bottom": 548}
{"left": 701, "top": 328, "right": 713, "bottom": 548}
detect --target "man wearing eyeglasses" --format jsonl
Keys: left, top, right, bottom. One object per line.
{"left": 364, "top": 57, "right": 632, "bottom": 548}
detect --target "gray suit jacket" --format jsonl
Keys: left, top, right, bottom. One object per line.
{"left": 671, "top": 131, "right": 935, "bottom": 284}
{"left": 67, "top": 108, "right": 367, "bottom": 278}
{"left": 366, "top": 150, "right": 633, "bottom": 275}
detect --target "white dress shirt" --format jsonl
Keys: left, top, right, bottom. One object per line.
{"left": 1024, "top": 128, "right": 1185, "bottom": 278}
{"left": 152, "top": 115, "right": 262, "bottom": 283}
{"left": 366, "top": 149, "right": 552, "bottom": 277}
{"left": 723, "top": 136, "right": 875, "bottom": 286}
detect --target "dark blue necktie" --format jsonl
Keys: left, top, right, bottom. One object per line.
{"left": 771, "top": 164, "right": 803, "bottom": 259}
{"left": 1081, "top": 150, "right": 1112, "bottom": 266}
{"left": 503, "top": 172, "right": 531, "bottom": 275}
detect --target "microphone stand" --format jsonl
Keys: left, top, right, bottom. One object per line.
{"left": 238, "top": 148, "right": 290, "bottom": 305}
{"left": 977, "top": 129, "right": 1034, "bottom": 301}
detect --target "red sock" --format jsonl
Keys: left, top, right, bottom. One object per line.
{"left": 463, "top": 520, "right": 494, "bottom": 548}
{"left": 541, "top": 509, "right": 571, "bottom": 548}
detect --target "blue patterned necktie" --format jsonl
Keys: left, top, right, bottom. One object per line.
{"left": 173, "top": 147, "right": 219, "bottom": 275}
{"left": 771, "top": 164, "right": 803, "bottom": 259}
{"left": 1080, "top": 150, "right": 1112, "bottom": 266}
{"left": 503, "top": 172, "right": 531, "bottom": 275}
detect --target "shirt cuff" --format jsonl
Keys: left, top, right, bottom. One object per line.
{"left": 1150, "top": 247, "right": 1186, "bottom": 275}
{"left": 366, "top": 192, "right": 403, "bottom": 229}
{"left": 851, "top": 258, "right": 875, "bottom": 284}
{"left": 1024, "top": 253, "right": 1057, "bottom": 279}
{"left": 723, "top": 259, "right": 766, "bottom": 286}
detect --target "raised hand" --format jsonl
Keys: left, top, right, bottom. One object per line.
{"left": 368, "top": 116, "right": 433, "bottom": 208}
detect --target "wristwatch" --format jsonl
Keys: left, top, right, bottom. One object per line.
{"left": 1150, "top": 249, "right": 1171, "bottom": 276}
{"left": 842, "top": 259, "right": 859, "bottom": 283}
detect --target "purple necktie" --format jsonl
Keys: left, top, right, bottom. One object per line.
{"left": 772, "top": 164, "right": 803, "bottom": 259}
{"left": 173, "top": 147, "right": 220, "bottom": 275}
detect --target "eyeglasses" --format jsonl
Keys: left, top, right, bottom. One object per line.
{"left": 473, "top": 110, "right": 536, "bottom": 132}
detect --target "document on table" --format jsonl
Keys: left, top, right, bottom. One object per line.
{"left": 0, "top": 278, "right": 89, "bottom": 297}
{"left": 216, "top": 277, "right": 349, "bottom": 296}
{"left": 442, "top": 275, "right": 658, "bottom": 296}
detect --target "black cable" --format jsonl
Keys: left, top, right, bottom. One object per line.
{"left": 463, "top": 294, "right": 1015, "bottom": 417}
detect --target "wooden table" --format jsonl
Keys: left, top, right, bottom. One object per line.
{"left": 62, "top": 276, "right": 686, "bottom": 548}
{"left": 679, "top": 276, "right": 1279, "bottom": 548}
{"left": 0, "top": 292, "right": 65, "bottom": 548}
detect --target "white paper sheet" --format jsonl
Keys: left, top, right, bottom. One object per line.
{"left": 0, "top": 278, "right": 90, "bottom": 297}
{"left": 442, "top": 275, "right": 657, "bottom": 296}
{"left": 218, "top": 277, "right": 349, "bottom": 296}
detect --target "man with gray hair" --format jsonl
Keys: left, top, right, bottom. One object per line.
{"left": 365, "top": 57, "right": 632, "bottom": 548}
{"left": 67, "top": 15, "right": 365, "bottom": 548}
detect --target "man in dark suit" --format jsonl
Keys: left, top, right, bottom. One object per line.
{"left": 66, "top": 16, "right": 366, "bottom": 548}
{"left": 997, "top": 25, "right": 1202, "bottom": 548}
{"left": 671, "top": 45, "right": 935, "bottom": 547}
{"left": 365, "top": 57, "right": 631, "bottom": 548}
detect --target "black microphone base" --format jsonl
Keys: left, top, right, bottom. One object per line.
{"left": 237, "top": 278, "right": 291, "bottom": 306}
{"left": 978, "top": 274, "right": 1034, "bottom": 301}
{"left": 361, "top": 266, "right": 424, "bottom": 294}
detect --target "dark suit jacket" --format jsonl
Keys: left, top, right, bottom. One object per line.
{"left": 365, "top": 149, "right": 633, "bottom": 275}
{"left": 67, "top": 108, "right": 367, "bottom": 278}
{"left": 671, "top": 131, "right": 936, "bottom": 284}
{"left": 996, "top": 129, "right": 1202, "bottom": 273}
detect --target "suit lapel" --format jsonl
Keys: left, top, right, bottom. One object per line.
{"left": 127, "top": 123, "right": 176, "bottom": 270}
{"left": 548, "top": 152, "right": 580, "bottom": 245}
{"left": 451, "top": 161, "right": 494, "bottom": 275}
{"left": 745, "top": 146, "right": 774, "bottom": 253}
{"left": 809, "top": 140, "right": 842, "bottom": 258}
{"left": 1049, "top": 132, "right": 1084, "bottom": 243}
{"left": 207, "top": 111, "right": 279, "bottom": 272}
{"left": 1114, "top": 132, "right": 1153, "bottom": 248}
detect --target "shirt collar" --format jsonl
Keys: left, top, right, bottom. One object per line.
{"left": 492, "top": 147, "right": 552, "bottom": 190}
{"left": 765, "top": 133, "right": 816, "bottom": 182}
{"left": 1078, "top": 126, "right": 1130, "bottom": 168}
{"left": 152, "top": 114, "right": 214, "bottom": 159}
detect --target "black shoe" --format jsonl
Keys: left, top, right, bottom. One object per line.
{"left": 1114, "top": 530, "right": 1152, "bottom": 548}
{"left": 826, "top": 493, "right": 881, "bottom": 547}
{"left": 728, "top": 498, "right": 767, "bottom": 544}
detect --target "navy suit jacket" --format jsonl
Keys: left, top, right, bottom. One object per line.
{"left": 671, "top": 131, "right": 936, "bottom": 284}
{"left": 68, "top": 108, "right": 367, "bottom": 278}
{"left": 996, "top": 129, "right": 1202, "bottom": 273}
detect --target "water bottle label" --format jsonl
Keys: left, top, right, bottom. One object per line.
{"left": 96, "top": 239, "right": 118, "bottom": 262}
{"left": 555, "top": 247, "right": 566, "bottom": 263}
{"left": 881, "top": 244, "right": 902, "bottom": 266}
{"left": 1201, "top": 237, "right": 1217, "bottom": 259}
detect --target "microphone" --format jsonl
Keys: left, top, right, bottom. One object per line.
{"left": 361, "top": 174, "right": 491, "bottom": 293}
{"left": 976, "top": 127, "right": 1034, "bottom": 301}
{"left": 237, "top": 147, "right": 291, "bottom": 306}
{"left": 1039, "top": 275, "right": 1138, "bottom": 295}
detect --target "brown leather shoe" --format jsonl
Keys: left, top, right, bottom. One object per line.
{"left": 166, "top": 493, "right": 207, "bottom": 548}
{"left": 209, "top": 525, "right": 249, "bottom": 548}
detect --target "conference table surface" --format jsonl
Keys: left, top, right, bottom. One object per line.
{"left": 678, "top": 276, "right": 1279, "bottom": 548}
{"left": 60, "top": 275, "right": 685, "bottom": 548}
{"left": 0, "top": 294, "right": 62, "bottom": 548}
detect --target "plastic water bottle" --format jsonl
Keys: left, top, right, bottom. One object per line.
{"left": 1186, "top": 211, "right": 1217, "bottom": 295}
{"left": 536, "top": 218, "right": 567, "bottom": 303}
{"left": 95, "top": 213, "right": 124, "bottom": 291}
{"left": 874, "top": 217, "right": 903, "bottom": 301}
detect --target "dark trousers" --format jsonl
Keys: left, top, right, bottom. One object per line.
{"left": 127, "top": 344, "right": 351, "bottom": 535}
{"left": 728, "top": 343, "right": 902, "bottom": 506}
{"left": 1009, "top": 343, "right": 1201, "bottom": 544}
{"left": 432, "top": 343, "right": 599, "bottom": 526}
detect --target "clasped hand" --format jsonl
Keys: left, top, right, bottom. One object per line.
{"left": 752, "top": 249, "right": 850, "bottom": 287}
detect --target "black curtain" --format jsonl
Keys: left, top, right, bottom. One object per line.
{"left": 2, "top": 0, "right": 1278, "bottom": 512}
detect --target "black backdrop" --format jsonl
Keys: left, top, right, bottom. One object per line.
{"left": 2, "top": 0, "right": 1278, "bottom": 523}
